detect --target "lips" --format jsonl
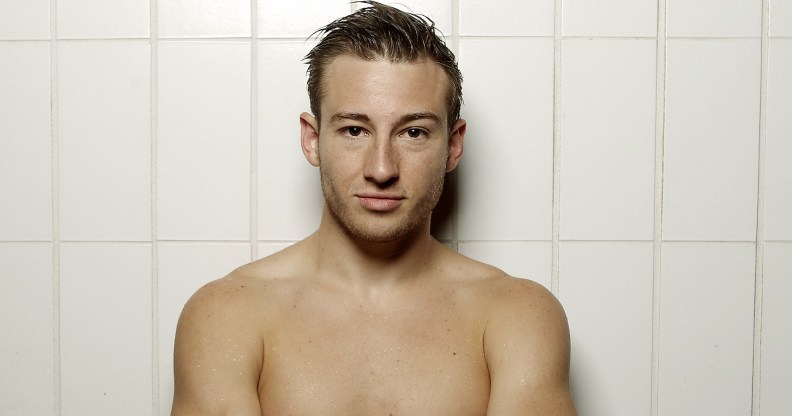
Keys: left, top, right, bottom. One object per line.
{"left": 357, "top": 193, "right": 404, "bottom": 212}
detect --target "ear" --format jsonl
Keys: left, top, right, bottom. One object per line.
{"left": 300, "top": 112, "right": 320, "bottom": 167}
{"left": 445, "top": 119, "right": 466, "bottom": 173}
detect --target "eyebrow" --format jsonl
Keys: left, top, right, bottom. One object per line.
{"left": 328, "top": 111, "right": 442, "bottom": 126}
{"left": 329, "top": 112, "right": 370, "bottom": 124}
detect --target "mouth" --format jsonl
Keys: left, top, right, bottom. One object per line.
{"left": 356, "top": 193, "right": 405, "bottom": 212}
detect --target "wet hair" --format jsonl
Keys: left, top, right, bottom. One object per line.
{"left": 304, "top": 1, "right": 463, "bottom": 130}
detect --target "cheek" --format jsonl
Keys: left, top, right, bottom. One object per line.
{"left": 318, "top": 153, "right": 364, "bottom": 190}
{"left": 414, "top": 148, "right": 449, "bottom": 172}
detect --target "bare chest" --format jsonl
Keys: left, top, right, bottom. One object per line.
{"left": 258, "top": 301, "right": 490, "bottom": 415}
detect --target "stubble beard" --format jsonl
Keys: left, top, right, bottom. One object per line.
{"left": 319, "top": 167, "right": 446, "bottom": 244}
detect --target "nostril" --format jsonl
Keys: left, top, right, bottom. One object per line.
{"left": 373, "top": 177, "right": 398, "bottom": 189}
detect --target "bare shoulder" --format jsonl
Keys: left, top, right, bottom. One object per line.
{"left": 442, "top": 248, "right": 560, "bottom": 313}
{"left": 485, "top": 275, "right": 567, "bottom": 327}
{"left": 480, "top": 275, "right": 576, "bottom": 415}
{"left": 178, "top": 252, "right": 293, "bottom": 328}
{"left": 171, "top": 248, "right": 302, "bottom": 416}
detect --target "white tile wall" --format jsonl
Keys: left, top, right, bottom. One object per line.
{"left": 770, "top": 0, "right": 792, "bottom": 37}
{"left": 0, "top": 42, "right": 52, "bottom": 241}
{"left": 658, "top": 243, "right": 755, "bottom": 415}
{"left": 559, "top": 39, "right": 656, "bottom": 241}
{"left": 60, "top": 243, "right": 152, "bottom": 416}
{"left": 1, "top": 1, "right": 788, "bottom": 415}
{"left": 459, "top": 0, "right": 554, "bottom": 36}
{"left": 157, "top": 41, "right": 251, "bottom": 241}
{"left": 560, "top": 242, "right": 653, "bottom": 416}
{"left": 457, "top": 38, "right": 554, "bottom": 241}
{"left": 259, "top": 0, "right": 350, "bottom": 38}
{"left": 258, "top": 40, "right": 323, "bottom": 241}
{"left": 765, "top": 39, "right": 792, "bottom": 241}
{"left": 58, "top": 0, "right": 149, "bottom": 39}
{"left": 562, "top": 0, "right": 657, "bottom": 37}
{"left": 667, "top": 0, "right": 762, "bottom": 37}
{"left": 457, "top": 241, "right": 552, "bottom": 289}
{"left": 0, "top": 244, "right": 54, "bottom": 415}
{"left": 158, "top": 0, "right": 250, "bottom": 38}
{"left": 58, "top": 41, "right": 151, "bottom": 242}
{"left": 663, "top": 39, "right": 761, "bottom": 241}
{"left": 0, "top": 0, "right": 50, "bottom": 40}
{"left": 761, "top": 243, "right": 792, "bottom": 414}
{"left": 157, "top": 242, "right": 251, "bottom": 416}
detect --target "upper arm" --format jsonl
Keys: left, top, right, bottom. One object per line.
{"left": 484, "top": 279, "right": 577, "bottom": 416}
{"left": 171, "top": 279, "right": 264, "bottom": 416}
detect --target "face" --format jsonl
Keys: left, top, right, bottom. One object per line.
{"left": 301, "top": 55, "right": 465, "bottom": 243}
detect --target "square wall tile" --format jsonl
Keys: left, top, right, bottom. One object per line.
{"left": 560, "top": 242, "right": 653, "bottom": 416}
{"left": 761, "top": 243, "right": 792, "bottom": 414}
{"left": 563, "top": 0, "right": 657, "bottom": 37}
{"left": 157, "top": 242, "right": 251, "bottom": 416}
{"left": 560, "top": 39, "right": 656, "bottom": 241}
{"left": 0, "top": 0, "right": 49, "bottom": 40}
{"left": 259, "top": 0, "right": 349, "bottom": 38}
{"left": 258, "top": 41, "right": 323, "bottom": 241}
{"left": 459, "top": 0, "right": 554, "bottom": 36}
{"left": 658, "top": 243, "right": 755, "bottom": 415}
{"left": 663, "top": 40, "right": 761, "bottom": 241}
{"left": 159, "top": 0, "right": 250, "bottom": 38}
{"left": 457, "top": 38, "right": 554, "bottom": 241}
{"left": 158, "top": 41, "right": 250, "bottom": 241}
{"left": 60, "top": 243, "right": 152, "bottom": 416}
{"left": 0, "top": 243, "right": 53, "bottom": 415}
{"left": 765, "top": 39, "right": 792, "bottom": 240}
{"left": 458, "top": 241, "right": 552, "bottom": 289}
{"left": 667, "top": 0, "right": 762, "bottom": 37}
{"left": 0, "top": 42, "right": 52, "bottom": 241}
{"left": 770, "top": 0, "right": 792, "bottom": 36}
{"left": 58, "top": 41, "right": 151, "bottom": 241}
{"left": 58, "top": 0, "right": 149, "bottom": 39}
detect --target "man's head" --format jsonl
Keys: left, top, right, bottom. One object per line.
{"left": 304, "top": 1, "right": 462, "bottom": 131}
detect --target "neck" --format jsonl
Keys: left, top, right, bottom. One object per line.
{"left": 305, "top": 205, "right": 442, "bottom": 290}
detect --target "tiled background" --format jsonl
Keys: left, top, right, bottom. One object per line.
{"left": 0, "top": 0, "right": 790, "bottom": 415}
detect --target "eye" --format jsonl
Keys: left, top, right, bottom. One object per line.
{"left": 343, "top": 126, "right": 364, "bottom": 137}
{"left": 404, "top": 128, "right": 428, "bottom": 139}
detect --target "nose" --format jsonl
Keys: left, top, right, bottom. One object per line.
{"left": 363, "top": 136, "right": 399, "bottom": 186}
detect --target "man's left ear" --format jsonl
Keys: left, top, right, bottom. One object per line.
{"left": 445, "top": 119, "right": 466, "bottom": 173}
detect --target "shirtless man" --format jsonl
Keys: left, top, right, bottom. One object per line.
{"left": 171, "top": 2, "right": 576, "bottom": 415}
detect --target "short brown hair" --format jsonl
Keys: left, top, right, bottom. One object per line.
{"left": 304, "top": 1, "right": 463, "bottom": 130}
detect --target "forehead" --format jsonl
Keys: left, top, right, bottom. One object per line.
{"left": 320, "top": 55, "right": 449, "bottom": 123}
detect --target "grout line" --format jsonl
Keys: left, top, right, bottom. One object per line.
{"left": 751, "top": 0, "right": 770, "bottom": 414}
{"left": 250, "top": 0, "right": 259, "bottom": 262}
{"left": 651, "top": 1, "right": 668, "bottom": 415}
{"left": 550, "top": 0, "right": 562, "bottom": 297}
{"left": 49, "top": 1, "right": 61, "bottom": 415}
{"left": 7, "top": 238, "right": 766, "bottom": 245}
{"left": 33, "top": 35, "right": 791, "bottom": 43}
{"left": 450, "top": 0, "right": 460, "bottom": 251}
{"left": 149, "top": 0, "right": 160, "bottom": 413}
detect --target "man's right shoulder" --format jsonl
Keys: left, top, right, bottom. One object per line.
{"left": 183, "top": 255, "right": 302, "bottom": 321}
{"left": 172, "top": 263, "right": 289, "bottom": 415}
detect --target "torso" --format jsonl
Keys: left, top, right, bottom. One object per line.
{"left": 228, "top": 240, "right": 520, "bottom": 416}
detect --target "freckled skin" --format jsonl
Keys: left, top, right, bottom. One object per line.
{"left": 170, "top": 57, "right": 576, "bottom": 416}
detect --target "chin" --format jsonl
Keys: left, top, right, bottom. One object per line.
{"left": 344, "top": 220, "right": 418, "bottom": 244}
